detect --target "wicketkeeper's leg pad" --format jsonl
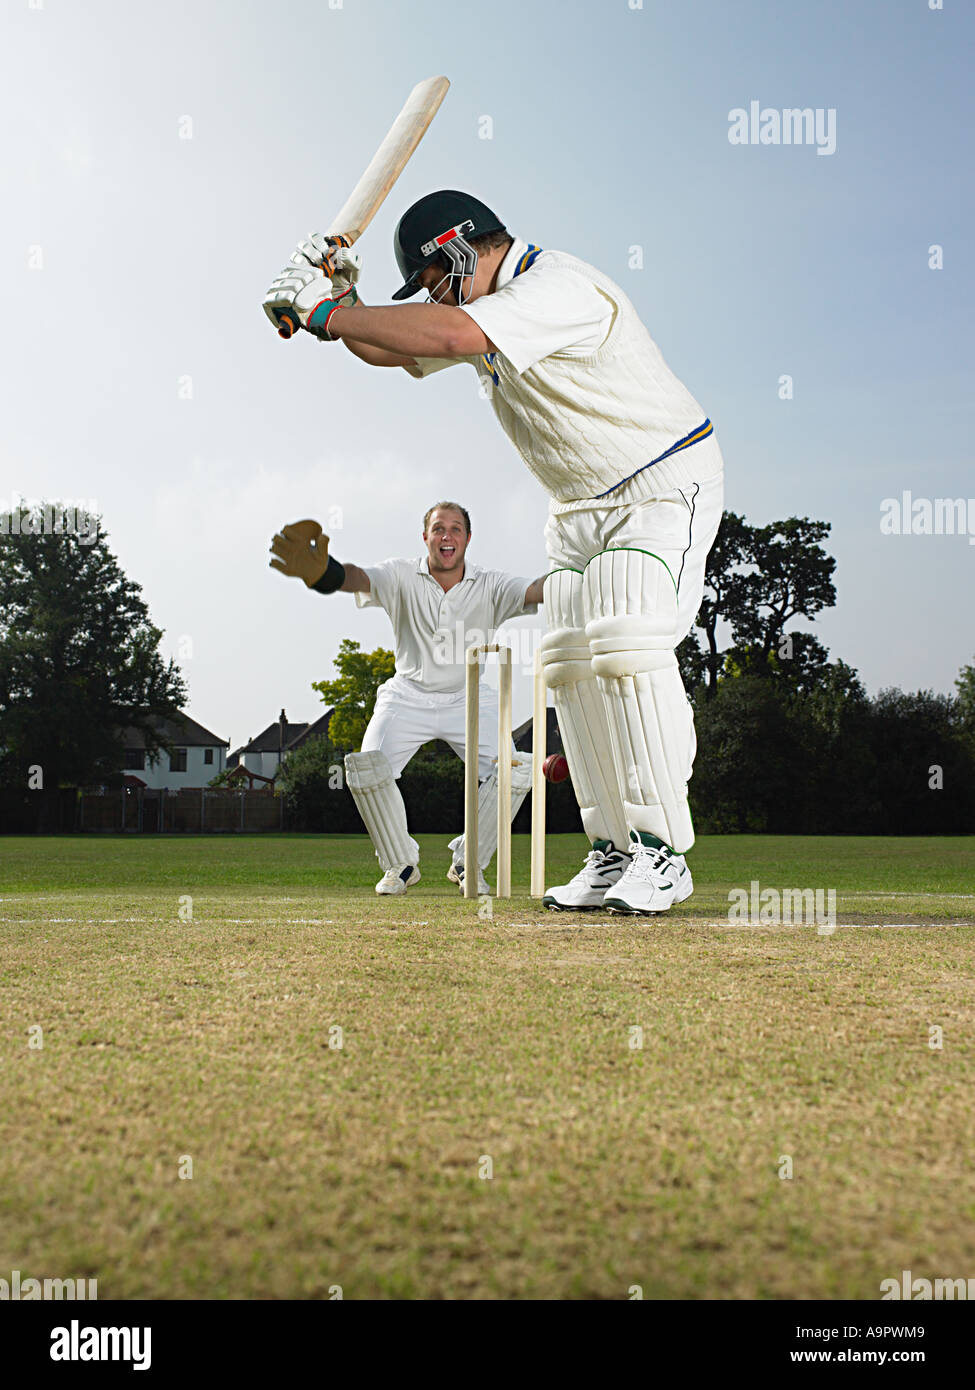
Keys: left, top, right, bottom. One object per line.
{"left": 448, "top": 754, "right": 533, "bottom": 871}
{"left": 539, "top": 567, "right": 630, "bottom": 850}
{"left": 344, "top": 749, "right": 419, "bottom": 871}
{"left": 583, "top": 548, "right": 697, "bottom": 854}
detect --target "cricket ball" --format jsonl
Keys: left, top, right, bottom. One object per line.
{"left": 542, "top": 753, "right": 570, "bottom": 784}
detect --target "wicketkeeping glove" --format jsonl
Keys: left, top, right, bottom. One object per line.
{"left": 269, "top": 520, "right": 331, "bottom": 587}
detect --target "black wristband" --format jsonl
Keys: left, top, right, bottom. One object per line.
{"left": 310, "top": 555, "right": 346, "bottom": 594}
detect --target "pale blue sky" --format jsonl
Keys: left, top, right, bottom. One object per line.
{"left": 2, "top": 0, "right": 972, "bottom": 748}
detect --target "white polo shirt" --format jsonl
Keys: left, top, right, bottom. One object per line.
{"left": 407, "top": 236, "right": 720, "bottom": 511}
{"left": 355, "top": 557, "right": 537, "bottom": 694}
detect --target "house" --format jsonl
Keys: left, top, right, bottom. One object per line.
{"left": 227, "top": 708, "right": 334, "bottom": 782}
{"left": 121, "top": 712, "right": 229, "bottom": 790}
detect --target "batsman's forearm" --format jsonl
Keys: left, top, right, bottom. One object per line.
{"left": 329, "top": 302, "right": 471, "bottom": 358}
{"left": 337, "top": 296, "right": 412, "bottom": 367}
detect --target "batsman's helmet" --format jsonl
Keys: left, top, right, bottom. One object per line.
{"left": 392, "top": 190, "right": 506, "bottom": 301}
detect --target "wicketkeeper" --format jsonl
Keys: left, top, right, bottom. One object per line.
{"left": 264, "top": 192, "right": 724, "bottom": 913}
{"left": 270, "top": 500, "right": 544, "bottom": 896}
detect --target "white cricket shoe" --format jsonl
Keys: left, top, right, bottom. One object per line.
{"left": 542, "top": 840, "right": 631, "bottom": 911}
{"left": 447, "top": 861, "right": 490, "bottom": 896}
{"left": 603, "top": 831, "right": 693, "bottom": 914}
{"left": 376, "top": 864, "right": 420, "bottom": 896}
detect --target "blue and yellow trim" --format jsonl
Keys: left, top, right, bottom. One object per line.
{"left": 592, "top": 419, "right": 714, "bottom": 498}
{"left": 514, "top": 244, "right": 543, "bottom": 276}
{"left": 479, "top": 242, "right": 543, "bottom": 385}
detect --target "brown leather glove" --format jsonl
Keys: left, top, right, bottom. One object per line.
{"left": 269, "top": 519, "right": 330, "bottom": 587}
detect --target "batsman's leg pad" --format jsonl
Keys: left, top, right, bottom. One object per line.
{"left": 540, "top": 567, "right": 629, "bottom": 850}
{"left": 344, "top": 749, "right": 419, "bottom": 870}
{"left": 583, "top": 548, "right": 696, "bottom": 853}
{"left": 449, "top": 755, "right": 533, "bottom": 870}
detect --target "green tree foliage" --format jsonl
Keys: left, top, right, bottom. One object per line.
{"left": 956, "top": 657, "right": 975, "bottom": 751}
{"left": 732, "top": 517, "right": 836, "bottom": 662}
{"left": 690, "top": 674, "right": 975, "bottom": 835}
{"left": 0, "top": 507, "right": 186, "bottom": 791}
{"left": 685, "top": 512, "right": 838, "bottom": 696}
{"left": 866, "top": 689, "right": 974, "bottom": 834}
{"left": 682, "top": 514, "right": 974, "bottom": 833}
{"left": 690, "top": 676, "right": 801, "bottom": 832}
{"left": 694, "top": 509, "right": 752, "bottom": 695}
{"left": 312, "top": 639, "right": 394, "bottom": 750}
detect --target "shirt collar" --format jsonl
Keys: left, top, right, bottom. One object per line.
{"left": 494, "top": 235, "right": 530, "bottom": 292}
{"left": 417, "top": 555, "right": 478, "bottom": 581}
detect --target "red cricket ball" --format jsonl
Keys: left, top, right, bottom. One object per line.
{"left": 542, "top": 754, "right": 570, "bottom": 784}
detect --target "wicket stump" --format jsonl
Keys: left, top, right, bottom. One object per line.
{"left": 464, "top": 644, "right": 547, "bottom": 900}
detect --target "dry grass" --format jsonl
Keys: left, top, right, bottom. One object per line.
{"left": 1, "top": 834, "right": 973, "bottom": 1299}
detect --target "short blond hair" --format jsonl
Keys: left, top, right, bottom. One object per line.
{"left": 423, "top": 501, "right": 471, "bottom": 535}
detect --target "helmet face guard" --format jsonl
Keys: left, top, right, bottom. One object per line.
{"left": 419, "top": 220, "right": 477, "bottom": 305}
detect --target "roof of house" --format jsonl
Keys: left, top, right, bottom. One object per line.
{"left": 235, "top": 707, "right": 334, "bottom": 756}
{"left": 241, "top": 721, "right": 308, "bottom": 753}
{"left": 120, "top": 711, "right": 229, "bottom": 749}
{"left": 237, "top": 707, "right": 307, "bottom": 753}
{"left": 285, "top": 709, "right": 333, "bottom": 750}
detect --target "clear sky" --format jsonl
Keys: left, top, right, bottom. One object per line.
{"left": 3, "top": 0, "right": 972, "bottom": 749}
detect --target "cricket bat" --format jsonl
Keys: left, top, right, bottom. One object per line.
{"left": 277, "top": 74, "right": 450, "bottom": 339}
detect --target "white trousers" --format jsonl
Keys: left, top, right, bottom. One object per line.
{"left": 360, "top": 673, "right": 513, "bottom": 781}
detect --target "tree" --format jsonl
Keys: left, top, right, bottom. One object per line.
{"left": 0, "top": 507, "right": 185, "bottom": 792}
{"left": 956, "top": 657, "right": 975, "bottom": 750}
{"left": 690, "top": 676, "right": 800, "bottom": 832}
{"left": 312, "top": 639, "right": 394, "bottom": 749}
{"left": 732, "top": 517, "right": 837, "bottom": 663}
{"left": 865, "top": 689, "right": 975, "bottom": 834}
{"left": 694, "top": 510, "right": 752, "bottom": 696}
{"left": 683, "top": 512, "right": 838, "bottom": 698}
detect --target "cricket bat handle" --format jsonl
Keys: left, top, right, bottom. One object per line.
{"left": 277, "top": 310, "right": 300, "bottom": 341}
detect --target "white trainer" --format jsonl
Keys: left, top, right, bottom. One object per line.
{"left": 447, "top": 861, "right": 490, "bottom": 896}
{"left": 542, "top": 840, "right": 631, "bottom": 911}
{"left": 376, "top": 864, "right": 420, "bottom": 896}
{"left": 603, "top": 831, "right": 693, "bottom": 914}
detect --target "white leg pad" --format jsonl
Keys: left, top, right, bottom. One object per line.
{"left": 344, "top": 749, "right": 419, "bottom": 870}
{"left": 584, "top": 549, "right": 697, "bottom": 853}
{"left": 449, "top": 756, "right": 533, "bottom": 870}
{"left": 540, "top": 568, "right": 629, "bottom": 849}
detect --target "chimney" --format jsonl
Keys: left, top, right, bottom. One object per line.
{"left": 279, "top": 708, "right": 287, "bottom": 758}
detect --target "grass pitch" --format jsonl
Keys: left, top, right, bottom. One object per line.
{"left": 1, "top": 833, "right": 974, "bottom": 1300}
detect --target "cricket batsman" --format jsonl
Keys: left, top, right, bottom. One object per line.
{"left": 269, "top": 500, "right": 544, "bottom": 896}
{"left": 263, "top": 191, "right": 724, "bottom": 914}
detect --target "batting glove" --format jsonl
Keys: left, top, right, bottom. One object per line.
{"left": 263, "top": 266, "right": 358, "bottom": 339}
